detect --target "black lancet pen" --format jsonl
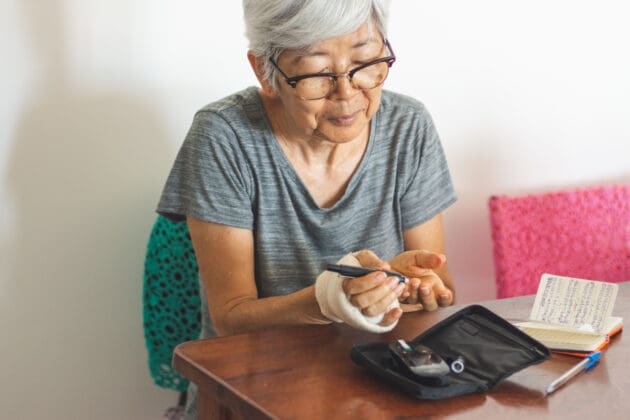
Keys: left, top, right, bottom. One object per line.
{"left": 326, "top": 264, "right": 409, "bottom": 284}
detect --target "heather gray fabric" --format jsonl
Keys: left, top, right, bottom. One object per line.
{"left": 158, "top": 85, "right": 456, "bottom": 334}
{"left": 159, "top": 85, "right": 454, "bottom": 277}
{"left": 157, "top": 86, "right": 456, "bottom": 419}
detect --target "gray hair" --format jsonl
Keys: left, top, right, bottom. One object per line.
{"left": 242, "top": 0, "right": 391, "bottom": 90}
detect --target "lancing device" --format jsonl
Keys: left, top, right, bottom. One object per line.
{"left": 326, "top": 264, "right": 409, "bottom": 284}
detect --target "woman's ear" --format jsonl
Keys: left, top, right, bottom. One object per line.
{"left": 247, "top": 51, "right": 277, "bottom": 96}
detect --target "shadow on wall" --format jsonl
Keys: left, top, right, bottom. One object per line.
{"left": 1, "top": 1, "right": 175, "bottom": 418}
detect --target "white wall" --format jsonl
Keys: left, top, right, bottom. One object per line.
{"left": 1, "top": 1, "right": 628, "bottom": 418}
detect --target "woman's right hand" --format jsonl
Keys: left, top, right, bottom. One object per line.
{"left": 341, "top": 250, "right": 405, "bottom": 326}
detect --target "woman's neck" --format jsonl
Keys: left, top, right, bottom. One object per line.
{"left": 260, "top": 90, "right": 369, "bottom": 166}
{"left": 260, "top": 90, "right": 370, "bottom": 208}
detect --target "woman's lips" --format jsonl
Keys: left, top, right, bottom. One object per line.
{"left": 328, "top": 111, "right": 359, "bottom": 126}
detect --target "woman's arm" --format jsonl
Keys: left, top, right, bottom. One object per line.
{"left": 187, "top": 216, "right": 328, "bottom": 336}
{"left": 188, "top": 217, "right": 404, "bottom": 335}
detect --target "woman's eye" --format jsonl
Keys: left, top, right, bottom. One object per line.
{"left": 295, "top": 64, "right": 329, "bottom": 75}
{"left": 353, "top": 53, "right": 382, "bottom": 65}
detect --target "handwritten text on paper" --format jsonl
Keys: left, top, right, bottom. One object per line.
{"left": 529, "top": 274, "right": 618, "bottom": 333}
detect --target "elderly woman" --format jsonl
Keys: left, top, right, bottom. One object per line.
{"left": 159, "top": 0, "right": 456, "bottom": 415}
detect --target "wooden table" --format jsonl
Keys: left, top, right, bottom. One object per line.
{"left": 173, "top": 282, "right": 630, "bottom": 419}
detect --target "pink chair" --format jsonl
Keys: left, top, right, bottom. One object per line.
{"left": 488, "top": 184, "right": 630, "bottom": 298}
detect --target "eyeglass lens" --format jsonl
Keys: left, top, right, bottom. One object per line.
{"left": 296, "top": 61, "right": 391, "bottom": 100}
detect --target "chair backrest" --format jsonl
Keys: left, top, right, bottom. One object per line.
{"left": 143, "top": 215, "right": 201, "bottom": 392}
{"left": 488, "top": 184, "right": 630, "bottom": 298}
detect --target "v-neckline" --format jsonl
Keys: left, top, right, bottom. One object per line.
{"left": 255, "top": 91, "right": 377, "bottom": 211}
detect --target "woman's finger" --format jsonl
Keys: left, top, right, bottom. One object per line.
{"left": 437, "top": 288, "right": 453, "bottom": 307}
{"left": 416, "top": 271, "right": 452, "bottom": 309}
{"left": 347, "top": 278, "right": 396, "bottom": 306}
{"left": 400, "top": 303, "right": 423, "bottom": 312}
{"left": 342, "top": 271, "right": 387, "bottom": 295}
{"left": 404, "top": 278, "right": 421, "bottom": 305}
{"left": 418, "top": 279, "right": 439, "bottom": 311}
{"left": 355, "top": 249, "right": 391, "bottom": 270}
{"left": 379, "top": 306, "right": 403, "bottom": 326}
{"left": 360, "top": 282, "right": 405, "bottom": 318}
{"left": 349, "top": 277, "right": 400, "bottom": 310}
{"left": 389, "top": 250, "right": 445, "bottom": 278}
{"left": 413, "top": 250, "right": 446, "bottom": 270}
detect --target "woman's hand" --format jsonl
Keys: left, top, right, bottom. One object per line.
{"left": 340, "top": 250, "right": 405, "bottom": 326}
{"left": 388, "top": 250, "right": 453, "bottom": 311}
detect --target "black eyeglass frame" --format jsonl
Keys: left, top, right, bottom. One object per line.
{"left": 269, "top": 40, "right": 396, "bottom": 99}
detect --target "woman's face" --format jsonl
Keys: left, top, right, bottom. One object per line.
{"left": 271, "top": 22, "right": 387, "bottom": 144}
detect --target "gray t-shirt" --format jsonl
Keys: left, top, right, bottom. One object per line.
{"left": 158, "top": 87, "right": 456, "bottom": 419}
{"left": 158, "top": 86, "right": 456, "bottom": 337}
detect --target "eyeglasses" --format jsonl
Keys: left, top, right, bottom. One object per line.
{"left": 270, "top": 40, "right": 396, "bottom": 100}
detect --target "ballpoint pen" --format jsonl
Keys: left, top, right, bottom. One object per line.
{"left": 545, "top": 351, "right": 601, "bottom": 395}
{"left": 326, "top": 264, "right": 409, "bottom": 284}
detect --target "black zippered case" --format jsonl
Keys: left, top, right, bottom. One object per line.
{"left": 351, "top": 304, "right": 550, "bottom": 400}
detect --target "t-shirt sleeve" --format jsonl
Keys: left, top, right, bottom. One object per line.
{"left": 399, "top": 106, "right": 457, "bottom": 230}
{"left": 156, "top": 110, "right": 254, "bottom": 229}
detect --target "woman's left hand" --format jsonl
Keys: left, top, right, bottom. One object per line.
{"left": 388, "top": 250, "right": 453, "bottom": 311}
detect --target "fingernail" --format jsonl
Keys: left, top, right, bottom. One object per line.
{"left": 440, "top": 293, "right": 449, "bottom": 300}
{"left": 420, "top": 287, "right": 431, "bottom": 296}
{"left": 374, "top": 272, "right": 387, "bottom": 283}
{"left": 394, "top": 284, "right": 405, "bottom": 295}
{"left": 387, "top": 277, "right": 399, "bottom": 289}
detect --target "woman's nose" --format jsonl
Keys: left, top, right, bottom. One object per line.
{"left": 331, "top": 73, "right": 358, "bottom": 99}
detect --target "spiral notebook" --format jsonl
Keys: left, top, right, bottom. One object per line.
{"left": 514, "top": 273, "right": 623, "bottom": 354}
